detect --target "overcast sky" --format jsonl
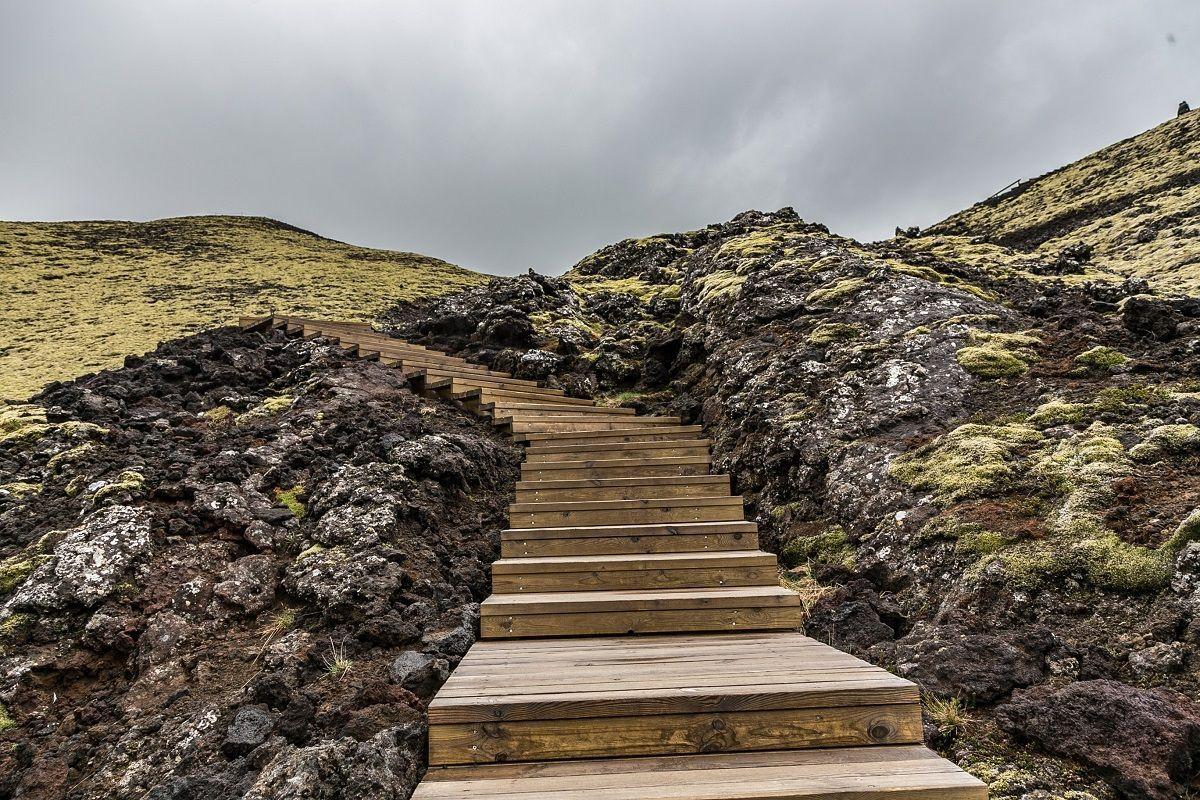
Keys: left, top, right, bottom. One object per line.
{"left": 2, "top": 1, "right": 1198, "bottom": 275}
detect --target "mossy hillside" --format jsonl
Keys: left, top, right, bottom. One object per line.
{"left": 927, "top": 112, "right": 1200, "bottom": 292}
{"left": 565, "top": 275, "right": 681, "bottom": 303}
{"left": 894, "top": 395, "right": 1200, "bottom": 593}
{"left": 0, "top": 215, "right": 487, "bottom": 399}
{"left": 805, "top": 277, "right": 869, "bottom": 306}
{"left": 780, "top": 525, "right": 856, "bottom": 571}
{"left": 890, "top": 423, "right": 1044, "bottom": 502}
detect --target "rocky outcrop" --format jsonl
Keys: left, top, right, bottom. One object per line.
{"left": 0, "top": 327, "right": 518, "bottom": 799}
{"left": 997, "top": 680, "right": 1200, "bottom": 800}
{"left": 390, "top": 203, "right": 1200, "bottom": 799}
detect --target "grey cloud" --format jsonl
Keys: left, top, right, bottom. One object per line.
{"left": 1, "top": 0, "right": 1198, "bottom": 275}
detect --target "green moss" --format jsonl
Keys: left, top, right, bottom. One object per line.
{"left": 1027, "top": 399, "right": 1087, "bottom": 427}
{"left": 780, "top": 526, "right": 856, "bottom": 570}
{"left": 568, "top": 275, "right": 679, "bottom": 303}
{"left": 64, "top": 475, "right": 88, "bottom": 497}
{"left": 91, "top": 470, "right": 145, "bottom": 503}
{"left": 1075, "top": 345, "right": 1129, "bottom": 371}
{"left": 46, "top": 442, "right": 98, "bottom": 472}
{"left": 0, "top": 405, "right": 48, "bottom": 442}
{"left": 203, "top": 405, "right": 235, "bottom": 426}
{"left": 275, "top": 485, "right": 307, "bottom": 519}
{"left": 805, "top": 278, "right": 868, "bottom": 306}
{"left": 957, "top": 530, "right": 1009, "bottom": 556}
{"left": 694, "top": 270, "right": 747, "bottom": 304}
{"left": 0, "top": 703, "right": 14, "bottom": 733}
{"left": 0, "top": 613, "right": 33, "bottom": 644}
{"left": 295, "top": 544, "right": 326, "bottom": 562}
{"left": 530, "top": 313, "right": 602, "bottom": 339}
{"left": 888, "top": 261, "right": 994, "bottom": 300}
{"left": 1092, "top": 384, "right": 1164, "bottom": 412}
{"left": 235, "top": 394, "right": 295, "bottom": 425}
{"left": 1162, "top": 509, "right": 1200, "bottom": 552}
{"left": 979, "top": 423, "right": 1187, "bottom": 592}
{"left": 957, "top": 345, "right": 1028, "bottom": 377}
{"left": 956, "top": 329, "right": 1041, "bottom": 379}
{"left": 918, "top": 515, "right": 1009, "bottom": 555}
{"left": 889, "top": 423, "right": 1042, "bottom": 502}
{"left": 1129, "top": 424, "right": 1200, "bottom": 462}
{"left": 0, "top": 482, "right": 40, "bottom": 498}
{"left": 0, "top": 557, "right": 35, "bottom": 595}
{"left": 807, "top": 323, "right": 861, "bottom": 346}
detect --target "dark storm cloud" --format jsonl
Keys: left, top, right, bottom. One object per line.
{"left": 2, "top": 1, "right": 1197, "bottom": 275}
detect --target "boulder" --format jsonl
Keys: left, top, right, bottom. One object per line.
{"left": 997, "top": 679, "right": 1200, "bottom": 800}
{"left": 5, "top": 505, "right": 153, "bottom": 611}
{"left": 389, "top": 651, "right": 450, "bottom": 696}
{"left": 223, "top": 704, "right": 274, "bottom": 756}
{"left": 894, "top": 624, "right": 1052, "bottom": 702}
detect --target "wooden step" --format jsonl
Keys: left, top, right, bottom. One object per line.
{"left": 480, "top": 586, "right": 804, "bottom": 639}
{"left": 298, "top": 328, "right": 454, "bottom": 362}
{"left": 440, "top": 380, "right": 566, "bottom": 398}
{"left": 486, "top": 402, "right": 636, "bottom": 416}
{"left": 414, "top": 745, "right": 987, "bottom": 800}
{"left": 508, "top": 496, "right": 744, "bottom": 528}
{"left": 365, "top": 346, "right": 498, "bottom": 372}
{"left": 508, "top": 420, "right": 682, "bottom": 435}
{"left": 524, "top": 440, "right": 710, "bottom": 462}
{"left": 414, "top": 371, "right": 543, "bottom": 391}
{"left": 521, "top": 456, "right": 711, "bottom": 482}
{"left": 458, "top": 387, "right": 592, "bottom": 406}
{"left": 501, "top": 417, "right": 681, "bottom": 429}
{"left": 514, "top": 475, "right": 730, "bottom": 503}
{"left": 516, "top": 425, "right": 703, "bottom": 445}
{"left": 326, "top": 337, "right": 466, "bottom": 365}
{"left": 427, "top": 633, "right": 911, "bottom": 764}
{"left": 374, "top": 355, "right": 495, "bottom": 374}
{"left": 491, "top": 550, "right": 777, "bottom": 593}
{"left": 502, "top": 520, "right": 758, "bottom": 557}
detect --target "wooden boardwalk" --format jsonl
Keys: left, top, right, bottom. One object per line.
{"left": 243, "top": 316, "right": 986, "bottom": 800}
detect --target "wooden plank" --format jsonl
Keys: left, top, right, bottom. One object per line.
{"left": 520, "top": 458, "right": 711, "bottom": 482}
{"left": 507, "top": 496, "right": 745, "bottom": 528}
{"left": 440, "top": 379, "right": 566, "bottom": 397}
{"left": 486, "top": 403, "right": 636, "bottom": 416}
{"left": 514, "top": 474, "right": 729, "bottom": 501}
{"left": 414, "top": 745, "right": 986, "bottom": 800}
{"left": 492, "top": 563, "right": 776, "bottom": 593}
{"left": 482, "top": 586, "right": 798, "bottom": 615}
{"left": 409, "top": 369, "right": 543, "bottom": 389}
{"left": 428, "top": 702, "right": 922, "bottom": 765}
{"left": 460, "top": 388, "right": 594, "bottom": 405}
{"left": 492, "top": 550, "right": 774, "bottom": 574}
{"left": 430, "top": 677, "right": 917, "bottom": 724}
{"left": 481, "top": 604, "right": 803, "bottom": 638}
{"left": 524, "top": 442, "right": 709, "bottom": 462}
{"left": 501, "top": 520, "right": 757, "bottom": 541}
{"left": 518, "top": 425, "right": 703, "bottom": 444}
{"left": 502, "top": 531, "right": 759, "bottom": 557}
{"left": 526, "top": 438, "right": 710, "bottom": 455}
{"left": 416, "top": 744, "right": 986, "bottom": 799}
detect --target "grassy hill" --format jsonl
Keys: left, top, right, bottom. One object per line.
{"left": 919, "top": 111, "right": 1200, "bottom": 291}
{"left": 0, "top": 215, "right": 487, "bottom": 399}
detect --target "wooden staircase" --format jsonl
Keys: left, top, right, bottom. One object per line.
{"left": 242, "top": 316, "right": 987, "bottom": 800}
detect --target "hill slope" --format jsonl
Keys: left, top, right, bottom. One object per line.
{"left": 0, "top": 215, "right": 487, "bottom": 399}
{"left": 919, "top": 110, "right": 1200, "bottom": 290}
